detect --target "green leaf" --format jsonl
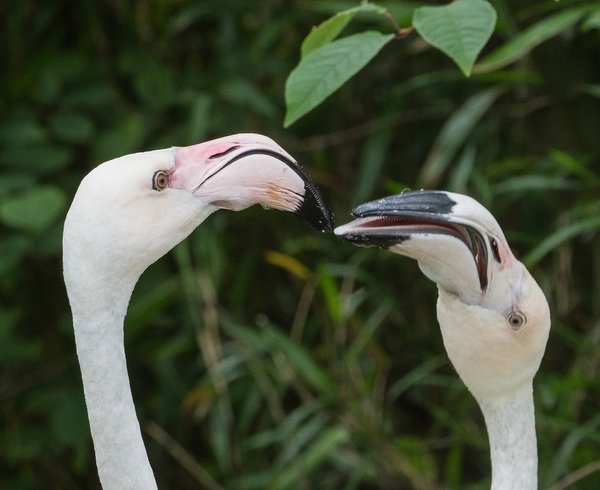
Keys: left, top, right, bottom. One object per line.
{"left": 418, "top": 87, "right": 502, "bottom": 187}
{"left": 219, "top": 79, "right": 277, "bottom": 117}
{"left": 318, "top": 266, "right": 343, "bottom": 323}
{"left": 310, "top": 1, "right": 420, "bottom": 26}
{"left": 224, "top": 320, "right": 334, "bottom": 394}
{"left": 353, "top": 128, "right": 392, "bottom": 206}
{"left": 582, "top": 9, "right": 600, "bottom": 31}
{"left": 523, "top": 216, "right": 600, "bottom": 267}
{"left": 297, "top": 426, "right": 350, "bottom": 469}
{"left": 448, "top": 143, "right": 476, "bottom": 193}
{"left": 272, "top": 425, "right": 350, "bottom": 488}
{"left": 493, "top": 175, "right": 580, "bottom": 195}
{"left": 413, "top": 0, "right": 497, "bottom": 76}
{"left": 389, "top": 356, "right": 447, "bottom": 400}
{"left": 395, "top": 435, "right": 439, "bottom": 481}
{"left": 261, "top": 324, "right": 334, "bottom": 394}
{"left": 126, "top": 277, "right": 179, "bottom": 338}
{"left": 209, "top": 397, "right": 232, "bottom": 472}
{"left": 524, "top": 215, "right": 600, "bottom": 267}
{"left": 476, "top": 6, "right": 592, "bottom": 73}
{"left": 302, "top": 12, "right": 355, "bottom": 59}
{"left": 549, "top": 148, "right": 600, "bottom": 184}
{"left": 285, "top": 31, "right": 394, "bottom": 127}
{"left": 277, "top": 412, "right": 330, "bottom": 466}
{"left": 300, "top": 3, "right": 387, "bottom": 58}
{"left": 0, "top": 186, "right": 67, "bottom": 233}
{"left": 580, "top": 83, "right": 600, "bottom": 99}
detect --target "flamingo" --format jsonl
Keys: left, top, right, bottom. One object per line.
{"left": 62, "top": 133, "right": 333, "bottom": 490}
{"left": 335, "top": 190, "right": 550, "bottom": 490}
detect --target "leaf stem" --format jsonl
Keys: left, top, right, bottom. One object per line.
{"left": 383, "top": 10, "right": 413, "bottom": 39}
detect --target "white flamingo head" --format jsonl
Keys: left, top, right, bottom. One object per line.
{"left": 335, "top": 190, "right": 550, "bottom": 401}
{"left": 63, "top": 133, "right": 333, "bottom": 292}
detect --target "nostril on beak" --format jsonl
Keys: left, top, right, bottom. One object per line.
{"left": 208, "top": 146, "right": 240, "bottom": 159}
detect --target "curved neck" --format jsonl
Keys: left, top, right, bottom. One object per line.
{"left": 478, "top": 384, "right": 537, "bottom": 490}
{"left": 69, "top": 275, "right": 157, "bottom": 490}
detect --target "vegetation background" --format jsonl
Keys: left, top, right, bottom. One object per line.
{"left": 1, "top": 0, "right": 599, "bottom": 488}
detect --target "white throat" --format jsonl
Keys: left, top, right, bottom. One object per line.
{"left": 435, "top": 287, "right": 544, "bottom": 490}
{"left": 63, "top": 205, "right": 159, "bottom": 490}
{"left": 68, "top": 270, "right": 158, "bottom": 490}
{"left": 479, "top": 384, "right": 537, "bottom": 490}
{"left": 62, "top": 165, "right": 217, "bottom": 489}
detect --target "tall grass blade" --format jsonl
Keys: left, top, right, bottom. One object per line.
{"left": 524, "top": 215, "right": 600, "bottom": 267}
{"left": 418, "top": 87, "right": 502, "bottom": 187}
{"left": 476, "top": 6, "right": 595, "bottom": 73}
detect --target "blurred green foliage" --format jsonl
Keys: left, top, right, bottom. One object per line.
{"left": 1, "top": 0, "right": 599, "bottom": 489}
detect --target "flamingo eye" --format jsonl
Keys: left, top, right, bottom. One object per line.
{"left": 508, "top": 311, "right": 526, "bottom": 330}
{"left": 490, "top": 237, "right": 501, "bottom": 263}
{"left": 152, "top": 170, "right": 169, "bottom": 191}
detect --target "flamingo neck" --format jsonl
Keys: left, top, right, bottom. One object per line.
{"left": 69, "top": 274, "right": 157, "bottom": 490}
{"left": 478, "top": 383, "right": 537, "bottom": 490}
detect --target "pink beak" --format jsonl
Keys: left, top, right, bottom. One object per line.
{"left": 170, "top": 134, "right": 333, "bottom": 232}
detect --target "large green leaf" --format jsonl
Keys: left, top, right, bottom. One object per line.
{"left": 301, "top": 3, "right": 387, "bottom": 58}
{"left": 0, "top": 186, "right": 67, "bottom": 233}
{"left": 302, "top": 11, "right": 355, "bottom": 59}
{"left": 413, "top": 0, "right": 497, "bottom": 76}
{"left": 476, "top": 6, "right": 594, "bottom": 73}
{"left": 284, "top": 31, "right": 394, "bottom": 127}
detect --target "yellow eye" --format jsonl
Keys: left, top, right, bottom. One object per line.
{"left": 152, "top": 170, "right": 169, "bottom": 191}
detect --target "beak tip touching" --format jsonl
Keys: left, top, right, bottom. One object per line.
{"left": 298, "top": 189, "right": 335, "bottom": 232}
{"left": 179, "top": 134, "right": 335, "bottom": 232}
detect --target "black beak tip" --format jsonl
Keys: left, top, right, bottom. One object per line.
{"left": 351, "top": 190, "right": 457, "bottom": 218}
{"left": 338, "top": 231, "right": 410, "bottom": 248}
{"left": 350, "top": 199, "right": 388, "bottom": 218}
{"left": 272, "top": 155, "right": 333, "bottom": 232}
{"left": 298, "top": 185, "right": 335, "bottom": 232}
